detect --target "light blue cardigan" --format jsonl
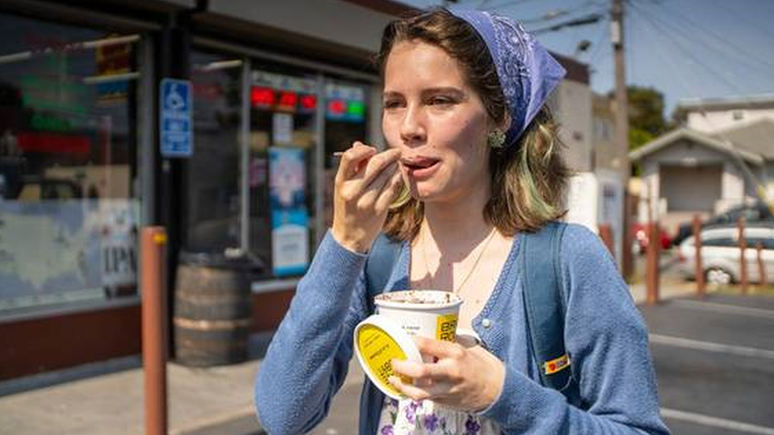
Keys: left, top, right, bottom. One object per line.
{"left": 255, "top": 225, "right": 671, "bottom": 435}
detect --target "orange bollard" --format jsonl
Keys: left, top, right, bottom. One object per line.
{"left": 738, "top": 217, "right": 748, "bottom": 294}
{"left": 646, "top": 222, "right": 660, "bottom": 305}
{"left": 692, "top": 216, "right": 705, "bottom": 298}
{"left": 141, "top": 227, "right": 168, "bottom": 435}
{"left": 599, "top": 223, "right": 615, "bottom": 257}
{"left": 757, "top": 242, "right": 767, "bottom": 288}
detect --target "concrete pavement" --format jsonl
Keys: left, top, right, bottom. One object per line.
{"left": 0, "top": 334, "right": 271, "bottom": 435}
{"left": 0, "top": 280, "right": 717, "bottom": 435}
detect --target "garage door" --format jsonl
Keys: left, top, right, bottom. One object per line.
{"left": 660, "top": 164, "right": 722, "bottom": 212}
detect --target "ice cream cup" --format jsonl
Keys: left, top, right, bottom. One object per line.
{"left": 353, "top": 290, "right": 463, "bottom": 399}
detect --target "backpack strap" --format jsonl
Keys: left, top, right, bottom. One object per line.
{"left": 364, "top": 233, "right": 402, "bottom": 314}
{"left": 520, "top": 221, "right": 582, "bottom": 407}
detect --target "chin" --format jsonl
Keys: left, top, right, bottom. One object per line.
{"left": 411, "top": 182, "right": 448, "bottom": 203}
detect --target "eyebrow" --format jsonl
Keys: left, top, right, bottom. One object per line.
{"left": 383, "top": 87, "right": 467, "bottom": 99}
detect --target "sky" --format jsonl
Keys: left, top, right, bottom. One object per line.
{"left": 397, "top": 0, "right": 774, "bottom": 118}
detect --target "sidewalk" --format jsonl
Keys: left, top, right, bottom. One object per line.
{"left": 0, "top": 333, "right": 271, "bottom": 435}
{"left": 0, "top": 283, "right": 695, "bottom": 435}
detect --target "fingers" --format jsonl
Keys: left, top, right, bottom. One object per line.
{"left": 388, "top": 376, "right": 434, "bottom": 401}
{"left": 414, "top": 336, "right": 466, "bottom": 360}
{"left": 357, "top": 162, "right": 401, "bottom": 214}
{"left": 390, "top": 354, "right": 463, "bottom": 386}
{"left": 391, "top": 358, "right": 447, "bottom": 380}
{"left": 373, "top": 169, "right": 404, "bottom": 214}
{"left": 358, "top": 148, "right": 401, "bottom": 188}
{"left": 335, "top": 142, "right": 376, "bottom": 184}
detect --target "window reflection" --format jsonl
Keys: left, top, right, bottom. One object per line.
{"left": 0, "top": 13, "right": 140, "bottom": 313}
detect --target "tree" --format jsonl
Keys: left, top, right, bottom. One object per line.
{"left": 626, "top": 86, "right": 671, "bottom": 151}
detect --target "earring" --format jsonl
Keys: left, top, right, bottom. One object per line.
{"left": 487, "top": 129, "right": 506, "bottom": 148}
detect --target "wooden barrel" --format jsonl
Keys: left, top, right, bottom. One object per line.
{"left": 173, "top": 253, "right": 256, "bottom": 367}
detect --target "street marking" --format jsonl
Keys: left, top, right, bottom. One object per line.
{"left": 670, "top": 299, "right": 774, "bottom": 320}
{"left": 662, "top": 408, "right": 774, "bottom": 435}
{"left": 649, "top": 334, "right": 774, "bottom": 360}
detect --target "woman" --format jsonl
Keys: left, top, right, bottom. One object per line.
{"left": 255, "top": 8, "right": 670, "bottom": 435}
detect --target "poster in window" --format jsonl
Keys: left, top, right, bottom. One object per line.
{"left": 272, "top": 113, "right": 293, "bottom": 145}
{"left": 269, "top": 147, "right": 309, "bottom": 276}
{"left": 0, "top": 200, "right": 139, "bottom": 311}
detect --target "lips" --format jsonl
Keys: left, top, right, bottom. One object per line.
{"left": 400, "top": 156, "right": 440, "bottom": 170}
{"left": 400, "top": 155, "right": 441, "bottom": 180}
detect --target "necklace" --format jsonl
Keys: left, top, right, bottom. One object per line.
{"left": 420, "top": 225, "right": 498, "bottom": 295}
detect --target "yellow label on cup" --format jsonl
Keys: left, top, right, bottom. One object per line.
{"left": 356, "top": 324, "right": 412, "bottom": 397}
{"left": 436, "top": 314, "right": 459, "bottom": 342}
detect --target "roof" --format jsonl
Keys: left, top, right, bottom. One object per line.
{"left": 675, "top": 94, "right": 774, "bottom": 118}
{"left": 711, "top": 118, "right": 774, "bottom": 160}
{"left": 550, "top": 52, "right": 590, "bottom": 85}
{"left": 628, "top": 127, "right": 764, "bottom": 165}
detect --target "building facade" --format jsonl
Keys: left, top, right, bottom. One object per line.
{"left": 0, "top": 0, "right": 596, "bottom": 381}
{"left": 630, "top": 95, "right": 774, "bottom": 231}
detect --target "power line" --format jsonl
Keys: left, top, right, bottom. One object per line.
{"left": 708, "top": 0, "right": 774, "bottom": 40}
{"left": 652, "top": 0, "right": 774, "bottom": 72}
{"left": 527, "top": 13, "right": 604, "bottom": 35}
{"left": 627, "top": 1, "right": 742, "bottom": 93}
{"left": 517, "top": 1, "right": 605, "bottom": 23}
{"left": 625, "top": 0, "right": 774, "bottom": 80}
{"left": 587, "top": 21, "right": 610, "bottom": 66}
{"left": 628, "top": 0, "right": 772, "bottom": 207}
{"left": 486, "top": 0, "right": 546, "bottom": 11}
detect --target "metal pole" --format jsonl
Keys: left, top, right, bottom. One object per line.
{"left": 612, "top": 0, "right": 631, "bottom": 283}
{"left": 314, "top": 74, "right": 326, "bottom": 245}
{"left": 599, "top": 223, "right": 615, "bottom": 257}
{"left": 240, "top": 58, "right": 251, "bottom": 254}
{"left": 646, "top": 222, "right": 660, "bottom": 305}
{"left": 142, "top": 227, "right": 168, "bottom": 435}
{"left": 738, "top": 216, "right": 748, "bottom": 294}
{"left": 692, "top": 215, "right": 705, "bottom": 298}
{"left": 757, "top": 242, "right": 767, "bottom": 288}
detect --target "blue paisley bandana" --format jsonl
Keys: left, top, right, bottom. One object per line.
{"left": 448, "top": 9, "right": 566, "bottom": 147}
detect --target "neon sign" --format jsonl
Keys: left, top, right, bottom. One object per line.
{"left": 251, "top": 86, "right": 276, "bottom": 108}
{"left": 277, "top": 91, "right": 298, "bottom": 112}
{"left": 326, "top": 99, "right": 364, "bottom": 122}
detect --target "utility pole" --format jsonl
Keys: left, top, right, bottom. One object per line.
{"left": 612, "top": 0, "right": 633, "bottom": 280}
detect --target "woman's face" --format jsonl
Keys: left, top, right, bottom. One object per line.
{"left": 382, "top": 40, "right": 493, "bottom": 204}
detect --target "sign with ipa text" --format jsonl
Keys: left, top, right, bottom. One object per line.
{"left": 269, "top": 147, "right": 309, "bottom": 276}
{"left": 160, "top": 78, "right": 193, "bottom": 157}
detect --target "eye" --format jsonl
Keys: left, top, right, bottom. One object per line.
{"left": 383, "top": 99, "right": 404, "bottom": 110}
{"left": 428, "top": 96, "right": 455, "bottom": 106}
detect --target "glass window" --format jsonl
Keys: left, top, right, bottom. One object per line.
{"left": 703, "top": 237, "right": 736, "bottom": 248}
{"left": 323, "top": 79, "right": 370, "bottom": 229}
{"left": 187, "top": 51, "right": 243, "bottom": 254}
{"left": 0, "top": 13, "right": 140, "bottom": 314}
{"left": 249, "top": 66, "right": 319, "bottom": 278}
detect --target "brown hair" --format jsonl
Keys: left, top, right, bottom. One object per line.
{"left": 379, "top": 8, "right": 570, "bottom": 241}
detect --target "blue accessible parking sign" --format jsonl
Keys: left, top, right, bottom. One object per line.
{"left": 160, "top": 78, "right": 193, "bottom": 157}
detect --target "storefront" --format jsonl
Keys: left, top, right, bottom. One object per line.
{"left": 186, "top": 43, "right": 380, "bottom": 330}
{"left": 0, "top": 0, "right": 410, "bottom": 381}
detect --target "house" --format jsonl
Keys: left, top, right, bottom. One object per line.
{"left": 629, "top": 95, "right": 774, "bottom": 232}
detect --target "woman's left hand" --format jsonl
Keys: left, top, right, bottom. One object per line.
{"left": 389, "top": 336, "right": 505, "bottom": 412}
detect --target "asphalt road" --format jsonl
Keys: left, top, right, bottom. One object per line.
{"left": 642, "top": 293, "right": 774, "bottom": 435}
{"left": 305, "top": 293, "right": 774, "bottom": 435}
{"left": 232, "top": 283, "right": 774, "bottom": 435}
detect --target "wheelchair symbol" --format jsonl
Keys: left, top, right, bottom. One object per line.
{"left": 165, "top": 83, "right": 186, "bottom": 111}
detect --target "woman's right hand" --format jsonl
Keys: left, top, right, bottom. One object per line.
{"left": 331, "top": 141, "right": 403, "bottom": 253}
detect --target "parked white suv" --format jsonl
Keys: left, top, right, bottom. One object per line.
{"left": 678, "top": 226, "right": 774, "bottom": 285}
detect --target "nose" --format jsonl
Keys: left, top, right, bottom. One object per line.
{"left": 399, "top": 104, "right": 426, "bottom": 145}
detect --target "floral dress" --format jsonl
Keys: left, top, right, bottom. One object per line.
{"left": 376, "top": 397, "right": 501, "bottom": 435}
